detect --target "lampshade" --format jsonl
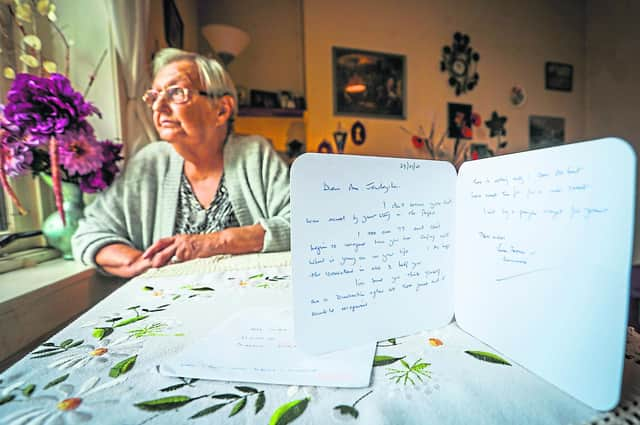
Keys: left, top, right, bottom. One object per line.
{"left": 345, "top": 74, "right": 366, "bottom": 94}
{"left": 201, "top": 24, "right": 250, "bottom": 66}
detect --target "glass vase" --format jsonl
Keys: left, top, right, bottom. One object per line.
{"left": 40, "top": 174, "right": 85, "bottom": 260}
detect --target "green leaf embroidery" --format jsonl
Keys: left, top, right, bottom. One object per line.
{"left": 211, "top": 393, "right": 241, "bottom": 400}
{"left": 386, "top": 358, "right": 432, "bottom": 385}
{"left": 143, "top": 286, "right": 154, "bottom": 291}
{"left": 464, "top": 350, "right": 511, "bottom": 366}
{"left": 248, "top": 273, "right": 264, "bottom": 279}
{"left": 160, "top": 378, "right": 198, "bottom": 392}
{"left": 60, "top": 339, "right": 73, "bottom": 348}
{"left": 334, "top": 405, "right": 359, "bottom": 419}
{"left": 42, "top": 342, "right": 56, "bottom": 347}
{"left": 31, "top": 347, "right": 61, "bottom": 355}
{"left": 92, "top": 327, "right": 114, "bottom": 340}
{"left": 235, "top": 386, "right": 258, "bottom": 393}
{"left": 66, "top": 340, "right": 83, "bottom": 349}
{"left": 44, "top": 374, "right": 69, "bottom": 389}
{"left": 172, "top": 295, "right": 181, "bottom": 300}
{"left": 229, "top": 397, "right": 247, "bottom": 417}
{"left": 269, "top": 397, "right": 310, "bottom": 425}
{"left": 190, "top": 287, "right": 215, "bottom": 292}
{"left": 114, "top": 315, "right": 149, "bottom": 328}
{"left": 109, "top": 355, "right": 138, "bottom": 378}
{"left": 135, "top": 395, "right": 193, "bottom": 411}
{"left": 189, "top": 403, "right": 226, "bottom": 419}
{"left": 30, "top": 350, "right": 65, "bottom": 359}
{"left": 373, "top": 355, "right": 405, "bottom": 367}
{"left": 255, "top": 392, "right": 265, "bottom": 414}
{"left": 333, "top": 389, "right": 372, "bottom": 418}
{"left": 0, "top": 395, "right": 15, "bottom": 405}
{"left": 22, "top": 384, "right": 35, "bottom": 397}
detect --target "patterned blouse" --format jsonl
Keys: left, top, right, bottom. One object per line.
{"left": 173, "top": 172, "right": 239, "bottom": 234}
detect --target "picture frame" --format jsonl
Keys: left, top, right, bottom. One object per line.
{"left": 447, "top": 103, "right": 473, "bottom": 140}
{"left": 333, "top": 47, "right": 406, "bottom": 119}
{"left": 163, "top": 0, "right": 184, "bottom": 49}
{"left": 545, "top": 62, "right": 573, "bottom": 92}
{"left": 529, "top": 115, "right": 565, "bottom": 150}
{"left": 250, "top": 89, "right": 280, "bottom": 109}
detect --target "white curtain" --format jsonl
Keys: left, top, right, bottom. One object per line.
{"left": 105, "top": 0, "right": 156, "bottom": 160}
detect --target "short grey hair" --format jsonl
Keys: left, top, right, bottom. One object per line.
{"left": 152, "top": 48, "right": 238, "bottom": 119}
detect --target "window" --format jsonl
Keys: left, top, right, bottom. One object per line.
{"left": 0, "top": 6, "right": 54, "bottom": 255}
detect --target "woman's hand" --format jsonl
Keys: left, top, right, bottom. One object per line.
{"left": 95, "top": 244, "right": 153, "bottom": 278}
{"left": 142, "top": 224, "right": 266, "bottom": 267}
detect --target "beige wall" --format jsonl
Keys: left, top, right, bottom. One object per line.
{"left": 148, "top": 0, "right": 200, "bottom": 55}
{"left": 304, "top": 0, "right": 586, "bottom": 158}
{"left": 585, "top": 0, "right": 640, "bottom": 263}
{"left": 198, "top": 0, "right": 305, "bottom": 95}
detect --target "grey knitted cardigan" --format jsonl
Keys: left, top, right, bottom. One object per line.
{"left": 71, "top": 134, "right": 291, "bottom": 268}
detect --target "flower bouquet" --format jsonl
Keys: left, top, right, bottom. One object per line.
{"left": 0, "top": 72, "right": 122, "bottom": 230}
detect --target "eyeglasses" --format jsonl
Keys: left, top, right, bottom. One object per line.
{"left": 142, "top": 85, "right": 224, "bottom": 107}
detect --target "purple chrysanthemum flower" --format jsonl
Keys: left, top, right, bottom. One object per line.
{"left": 77, "top": 140, "right": 123, "bottom": 193}
{"left": 3, "top": 73, "right": 101, "bottom": 143}
{"left": 57, "top": 130, "right": 103, "bottom": 176}
{"left": 2, "top": 140, "right": 33, "bottom": 177}
{"left": 78, "top": 169, "right": 108, "bottom": 193}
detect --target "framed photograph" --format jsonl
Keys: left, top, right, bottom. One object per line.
{"left": 469, "top": 143, "right": 493, "bottom": 160}
{"left": 529, "top": 115, "right": 565, "bottom": 150}
{"left": 447, "top": 103, "right": 473, "bottom": 139}
{"left": 236, "top": 86, "right": 250, "bottom": 107}
{"left": 545, "top": 62, "right": 573, "bottom": 92}
{"left": 333, "top": 47, "right": 406, "bottom": 119}
{"left": 250, "top": 89, "right": 280, "bottom": 109}
{"left": 163, "top": 0, "right": 184, "bottom": 49}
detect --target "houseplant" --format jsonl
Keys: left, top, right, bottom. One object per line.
{"left": 0, "top": 0, "right": 121, "bottom": 258}
{"left": 0, "top": 73, "right": 122, "bottom": 258}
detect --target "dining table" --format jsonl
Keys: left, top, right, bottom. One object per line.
{"left": 1, "top": 251, "right": 639, "bottom": 425}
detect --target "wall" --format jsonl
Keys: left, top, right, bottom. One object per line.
{"left": 585, "top": 0, "right": 640, "bottom": 263}
{"left": 198, "top": 0, "right": 305, "bottom": 96}
{"left": 148, "top": 0, "right": 200, "bottom": 56}
{"left": 304, "top": 0, "right": 586, "bottom": 159}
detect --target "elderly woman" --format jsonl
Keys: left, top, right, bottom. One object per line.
{"left": 71, "top": 48, "right": 290, "bottom": 278}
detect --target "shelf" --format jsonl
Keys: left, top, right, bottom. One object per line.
{"left": 238, "top": 107, "right": 304, "bottom": 118}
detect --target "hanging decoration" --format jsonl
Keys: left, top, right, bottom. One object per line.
{"left": 350, "top": 121, "right": 366, "bottom": 146}
{"left": 440, "top": 32, "right": 480, "bottom": 96}
{"left": 484, "top": 110, "right": 509, "bottom": 153}
{"left": 509, "top": 85, "right": 527, "bottom": 107}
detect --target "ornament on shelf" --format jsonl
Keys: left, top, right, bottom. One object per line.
{"left": 333, "top": 122, "right": 348, "bottom": 153}
{"left": 317, "top": 139, "right": 333, "bottom": 153}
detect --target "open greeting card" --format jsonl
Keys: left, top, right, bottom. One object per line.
{"left": 290, "top": 138, "right": 636, "bottom": 410}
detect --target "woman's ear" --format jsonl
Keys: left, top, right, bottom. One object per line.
{"left": 215, "top": 95, "right": 235, "bottom": 127}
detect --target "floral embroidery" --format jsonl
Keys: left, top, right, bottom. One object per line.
{"left": 47, "top": 337, "right": 142, "bottom": 370}
{"left": 1, "top": 376, "right": 126, "bottom": 425}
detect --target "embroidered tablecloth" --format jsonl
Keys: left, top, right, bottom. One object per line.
{"left": 1, "top": 252, "right": 639, "bottom": 425}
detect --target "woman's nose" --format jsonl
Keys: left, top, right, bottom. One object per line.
{"left": 152, "top": 95, "right": 171, "bottom": 112}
